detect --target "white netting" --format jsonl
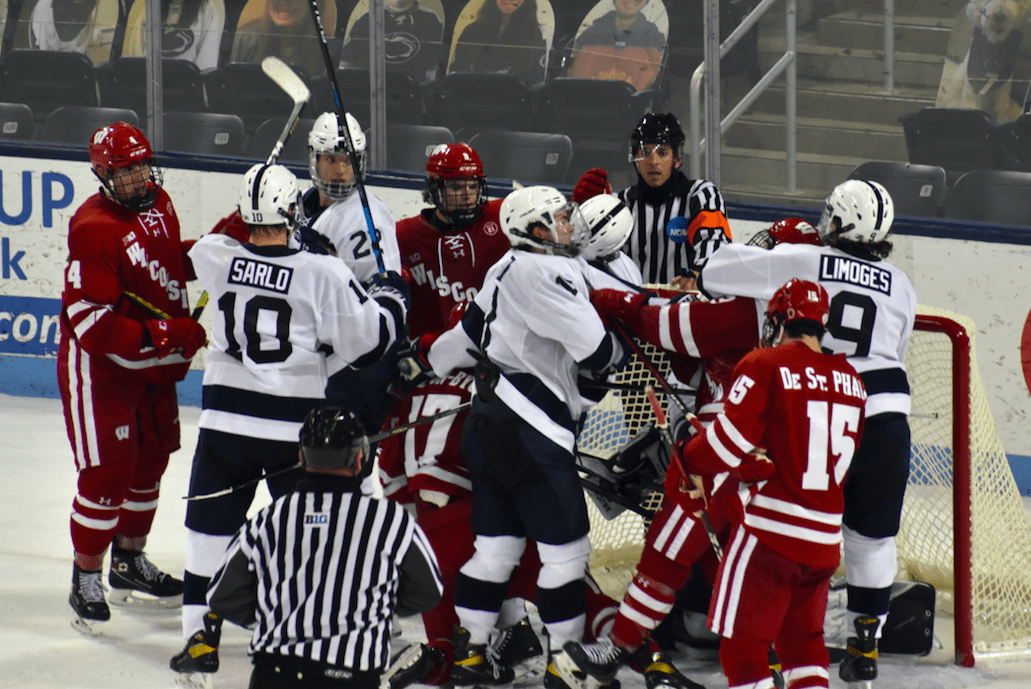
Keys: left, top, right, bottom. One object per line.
{"left": 582, "top": 304, "right": 1031, "bottom": 658}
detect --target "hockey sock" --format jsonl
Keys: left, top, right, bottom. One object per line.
{"left": 610, "top": 546, "right": 692, "bottom": 650}
{"left": 71, "top": 464, "right": 132, "bottom": 557}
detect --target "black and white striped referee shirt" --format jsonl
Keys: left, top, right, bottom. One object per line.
{"left": 207, "top": 473, "right": 443, "bottom": 672}
{"left": 617, "top": 172, "right": 731, "bottom": 285}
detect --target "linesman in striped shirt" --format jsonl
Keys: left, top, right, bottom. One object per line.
{"left": 206, "top": 406, "right": 443, "bottom": 689}
{"left": 571, "top": 112, "right": 731, "bottom": 288}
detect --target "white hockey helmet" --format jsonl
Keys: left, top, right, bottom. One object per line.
{"left": 576, "top": 194, "right": 633, "bottom": 261}
{"left": 817, "top": 179, "right": 894, "bottom": 245}
{"left": 238, "top": 163, "right": 302, "bottom": 227}
{"left": 308, "top": 111, "right": 366, "bottom": 201}
{"left": 500, "top": 185, "right": 585, "bottom": 256}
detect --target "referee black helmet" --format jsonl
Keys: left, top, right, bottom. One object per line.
{"left": 630, "top": 113, "right": 686, "bottom": 160}
{"left": 300, "top": 407, "right": 369, "bottom": 471}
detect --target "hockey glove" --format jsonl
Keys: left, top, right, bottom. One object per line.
{"left": 571, "top": 167, "right": 611, "bottom": 204}
{"left": 145, "top": 317, "right": 206, "bottom": 359}
{"left": 210, "top": 210, "right": 250, "bottom": 244}
{"left": 297, "top": 225, "right": 338, "bottom": 255}
{"left": 394, "top": 333, "right": 438, "bottom": 394}
{"left": 731, "top": 450, "right": 775, "bottom": 483}
{"left": 590, "top": 289, "right": 648, "bottom": 328}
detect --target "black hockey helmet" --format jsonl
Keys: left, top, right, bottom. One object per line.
{"left": 629, "top": 113, "right": 686, "bottom": 160}
{"left": 299, "top": 406, "right": 369, "bottom": 471}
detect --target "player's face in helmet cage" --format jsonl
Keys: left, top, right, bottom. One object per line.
{"left": 308, "top": 112, "right": 366, "bottom": 202}
{"left": 428, "top": 176, "right": 487, "bottom": 226}
{"left": 89, "top": 122, "right": 163, "bottom": 211}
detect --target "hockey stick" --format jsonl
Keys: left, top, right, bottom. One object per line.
{"left": 184, "top": 401, "right": 473, "bottom": 501}
{"left": 306, "top": 0, "right": 387, "bottom": 274}
{"left": 579, "top": 475, "right": 652, "bottom": 518}
{"left": 260, "top": 57, "right": 311, "bottom": 166}
{"left": 578, "top": 376, "right": 695, "bottom": 396}
{"left": 125, "top": 289, "right": 208, "bottom": 322}
{"left": 645, "top": 384, "right": 723, "bottom": 561}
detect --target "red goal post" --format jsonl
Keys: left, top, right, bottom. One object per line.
{"left": 580, "top": 305, "right": 1031, "bottom": 667}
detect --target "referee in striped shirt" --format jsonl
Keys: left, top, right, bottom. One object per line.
{"left": 572, "top": 113, "right": 732, "bottom": 288}
{"left": 206, "top": 406, "right": 443, "bottom": 689}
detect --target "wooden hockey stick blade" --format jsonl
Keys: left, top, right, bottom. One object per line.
{"left": 261, "top": 57, "right": 311, "bottom": 166}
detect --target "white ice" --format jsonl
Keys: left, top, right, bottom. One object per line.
{"left": 1, "top": 394, "right": 1030, "bottom": 689}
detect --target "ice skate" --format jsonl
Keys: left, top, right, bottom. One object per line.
{"left": 839, "top": 616, "right": 879, "bottom": 689}
{"left": 547, "top": 646, "right": 619, "bottom": 689}
{"left": 561, "top": 638, "right": 626, "bottom": 685}
{"left": 386, "top": 643, "right": 447, "bottom": 689}
{"left": 629, "top": 645, "right": 706, "bottom": 689}
{"left": 108, "top": 545, "right": 183, "bottom": 609}
{"left": 69, "top": 565, "right": 110, "bottom": 636}
{"left": 493, "top": 617, "right": 544, "bottom": 682}
{"left": 452, "top": 627, "right": 515, "bottom": 686}
{"left": 171, "top": 612, "right": 221, "bottom": 689}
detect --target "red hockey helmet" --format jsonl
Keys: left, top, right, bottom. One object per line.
{"left": 88, "top": 121, "right": 162, "bottom": 210}
{"left": 748, "top": 217, "right": 823, "bottom": 249}
{"left": 425, "top": 143, "right": 487, "bottom": 227}
{"left": 762, "top": 278, "right": 830, "bottom": 347}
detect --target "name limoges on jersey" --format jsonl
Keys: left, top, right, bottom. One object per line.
{"left": 228, "top": 257, "right": 293, "bottom": 294}
{"left": 819, "top": 255, "right": 892, "bottom": 295}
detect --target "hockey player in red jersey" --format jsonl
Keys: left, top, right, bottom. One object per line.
{"left": 689, "top": 279, "right": 865, "bottom": 689}
{"left": 59, "top": 122, "right": 206, "bottom": 633}
{"left": 571, "top": 279, "right": 866, "bottom": 689}
{"left": 396, "top": 142, "right": 510, "bottom": 339}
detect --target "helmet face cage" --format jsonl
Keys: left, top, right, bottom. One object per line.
{"left": 629, "top": 113, "right": 686, "bottom": 162}
{"left": 576, "top": 194, "right": 633, "bottom": 261}
{"left": 238, "top": 164, "right": 303, "bottom": 229}
{"left": 89, "top": 122, "right": 162, "bottom": 211}
{"left": 308, "top": 112, "right": 367, "bottom": 202}
{"left": 500, "top": 186, "right": 581, "bottom": 256}
{"left": 299, "top": 406, "right": 369, "bottom": 471}
{"left": 762, "top": 278, "right": 829, "bottom": 347}
{"left": 817, "top": 180, "right": 894, "bottom": 245}
{"left": 426, "top": 143, "right": 488, "bottom": 226}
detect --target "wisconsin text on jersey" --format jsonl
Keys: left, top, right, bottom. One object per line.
{"left": 121, "top": 231, "right": 189, "bottom": 306}
{"left": 407, "top": 263, "right": 479, "bottom": 302}
{"left": 818, "top": 255, "right": 892, "bottom": 294}
{"left": 229, "top": 258, "right": 293, "bottom": 294}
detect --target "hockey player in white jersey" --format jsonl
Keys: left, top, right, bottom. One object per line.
{"left": 307, "top": 111, "right": 402, "bottom": 282}
{"left": 401, "top": 186, "right": 626, "bottom": 689}
{"left": 699, "top": 179, "right": 916, "bottom": 687}
{"left": 171, "top": 163, "right": 408, "bottom": 686}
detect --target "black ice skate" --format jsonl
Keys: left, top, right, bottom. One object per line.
{"left": 108, "top": 545, "right": 183, "bottom": 608}
{"left": 171, "top": 612, "right": 221, "bottom": 688}
{"left": 493, "top": 617, "right": 545, "bottom": 681}
{"left": 839, "top": 616, "right": 880, "bottom": 689}
{"left": 632, "top": 645, "right": 706, "bottom": 689}
{"left": 452, "top": 627, "right": 515, "bottom": 686}
{"left": 387, "top": 643, "right": 447, "bottom": 689}
{"left": 547, "top": 645, "right": 620, "bottom": 689}
{"left": 69, "top": 565, "right": 110, "bottom": 636}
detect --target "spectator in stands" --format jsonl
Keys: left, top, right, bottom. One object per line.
{"left": 340, "top": 0, "right": 445, "bottom": 82}
{"left": 569, "top": 0, "right": 666, "bottom": 91}
{"left": 231, "top": 0, "right": 334, "bottom": 78}
{"left": 27, "top": 0, "right": 118, "bottom": 62}
{"left": 121, "top": 0, "right": 226, "bottom": 71}
{"left": 449, "top": 0, "right": 547, "bottom": 85}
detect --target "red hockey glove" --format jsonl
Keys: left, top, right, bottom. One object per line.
{"left": 571, "top": 167, "right": 611, "bottom": 204}
{"left": 210, "top": 210, "right": 250, "bottom": 244}
{"left": 145, "top": 318, "right": 207, "bottom": 359}
{"left": 590, "top": 289, "right": 648, "bottom": 328}
{"left": 731, "top": 450, "right": 775, "bottom": 483}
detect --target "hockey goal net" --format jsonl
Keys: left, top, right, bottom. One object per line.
{"left": 579, "top": 304, "right": 1031, "bottom": 666}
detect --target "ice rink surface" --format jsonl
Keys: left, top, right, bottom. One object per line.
{"left": 1, "top": 394, "right": 1029, "bottom": 689}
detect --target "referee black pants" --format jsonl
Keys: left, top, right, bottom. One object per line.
{"left": 249, "top": 653, "right": 380, "bottom": 689}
